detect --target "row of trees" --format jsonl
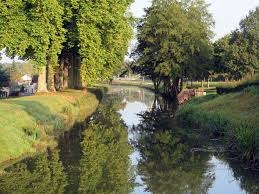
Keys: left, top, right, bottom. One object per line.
{"left": 134, "top": 0, "right": 259, "bottom": 97}
{"left": 0, "top": 0, "right": 133, "bottom": 92}
{"left": 213, "top": 7, "right": 259, "bottom": 80}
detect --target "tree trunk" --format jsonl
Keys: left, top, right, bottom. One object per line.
{"left": 180, "top": 70, "right": 184, "bottom": 91}
{"left": 180, "top": 78, "right": 184, "bottom": 91}
{"left": 201, "top": 79, "right": 204, "bottom": 91}
{"left": 152, "top": 77, "right": 160, "bottom": 92}
{"left": 172, "top": 77, "right": 180, "bottom": 96}
{"left": 37, "top": 66, "right": 48, "bottom": 93}
{"left": 59, "top": 58, "right": 64, "bottom": 90}
{"left": 47, "top": 61, "right": 56, "bottom": 92}
{"left": 74, "top": 54, "right": 82, "bottom": 89}
{"left": 63, "top": 64, "right": 69, "bottom": 89}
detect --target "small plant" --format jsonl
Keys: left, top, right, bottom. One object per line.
{"left": 23, "top": 126, "right": 41, "bottom": 140}
{"left": 61, "top": 106, "right": 72, "bottom": 114}
{"left": 242, "top": 86, "right": 259, "bottom": 95}
{"left": 72, "top": 99, "right": 80, "bottom": 107}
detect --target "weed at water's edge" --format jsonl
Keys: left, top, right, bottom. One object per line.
{"left": 176, "top": 91, "right": 259, "bottom": 167}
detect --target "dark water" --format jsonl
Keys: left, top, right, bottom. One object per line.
{"left": 0, "top": 86, "right": 259, "bottom": 194}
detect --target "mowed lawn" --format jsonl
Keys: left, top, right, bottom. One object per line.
{"left": 195, "top": 90, "right": 259, "bottom": 123}
{"left": 0, "top": 89, "right": 99, "bottom": 165}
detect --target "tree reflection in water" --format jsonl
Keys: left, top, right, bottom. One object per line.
{"left": 78, "top": 103, "right": 134, "bottom": 194}
{"left": 1, "top": 87, "right": 259, "bottom": 193}
{"left": 132, "top": 96, "right": 214, "bottom": 194}
{"left": 0, "top": 149, "right": 67, "bottom": 194}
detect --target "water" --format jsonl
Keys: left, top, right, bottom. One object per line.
{"left": 0, "top": 86, "right": 259, "bottom": 194}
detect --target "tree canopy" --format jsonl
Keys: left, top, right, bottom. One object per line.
{"left": 0, "top": 0, "right": 133, "bottom": 91}
{"left": 134, "top": 0, "right": 213, "bottom": 96}
{"left": 213, "top": 7, "right": 259, "bottom": 80}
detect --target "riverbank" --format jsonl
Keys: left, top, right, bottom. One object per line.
{"left": 112, "top": 79, "right": 154, "bottom": 89}
{"left": 0, "top": 89, "right": 100, "bottom": 166}
{"left": 176, "top": 86, "right": 259, "bottom": 167}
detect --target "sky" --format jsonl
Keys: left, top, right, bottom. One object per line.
{"left": 130, "top": 0, "right": 259, "bottom": 40}
{"left": 0, "top": 49, "right": 24, "bottom": 64}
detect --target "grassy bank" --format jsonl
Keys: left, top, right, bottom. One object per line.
{"left": 112, "top": 79, "right": 153, "bottom": 89}
{"left": 176, "top": 86, "right": 259, "bottom": 166}
{"left": 0, "top": 89, "right": 100, "bottom": 165}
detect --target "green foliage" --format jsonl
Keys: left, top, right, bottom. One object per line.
{"left": 0, "top": 0, "right": 65, "bottom": 67}
{"left": 135, "top": 0, "right": 213, "bottom": 95}
{"left": 0, "top": 90, "right": 99, "bottom": 164}
{"left": 133, "top": 104, "right": 213, "bottom": 193}
{"left": 216, "top": 79, "right": 259, "bottom": 94}
{"left": 77, "top": 0, "right": 134, "bottom": 84}
{"left": 242, "top": 86, "right": 259, "bottom": 95}
{"left": 79, "top": 103, "right": 133, "bottom": 194}
{"left": 0, "top": 1, "right": 134, "bottom": 88}
{"left": 0, "top": 149, "right": 67, "bottom": 194}
{"left": 213, "top": 7, "right": 259, "bottom": 80}
{"left": 176, "top": 89, "right": 259, "bottom": 165}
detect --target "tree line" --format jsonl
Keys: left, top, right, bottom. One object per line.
{"left": 213, "top": 7, "right": 259, "bottom": 80}
{"left": 0, "top": 0, "right": 133, "bottom": 92}
{"left": 134, "top": 0, "right": 259, "bottom": 97}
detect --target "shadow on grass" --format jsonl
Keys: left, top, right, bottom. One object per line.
{"left": 10, "top": 100, "right": 64, "bottom": 136}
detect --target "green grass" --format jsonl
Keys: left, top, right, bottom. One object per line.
{"left": 185, "top": 74, "right": 259, "bottom": 94}
{"left": 112, "top": 79, "right": 154, "bottom": 89}
{"left": 0, "top": 89, "right": 100, "bottom": 165}
{"left": 176, "top": 86, "right": 259, "bottom": 165}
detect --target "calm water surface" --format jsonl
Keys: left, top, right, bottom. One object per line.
{"left": 0, "top": 86, "right": 258, "bottom": 194}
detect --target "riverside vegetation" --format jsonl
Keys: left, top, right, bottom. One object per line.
{"left": 132, "top": 0, "right": 259, "bottom": 168}
{"left": 0, "top": 97, "right": 133, "bottom": 194}
{"left": 0, "top": 89, "right": 100, "bottom": 166}
{"left": 177, "top": 84, "right": 259, "bottom": 167}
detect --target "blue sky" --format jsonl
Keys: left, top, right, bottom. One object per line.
{"left": 130, "top": 0, "right": 259, "bottom": 40}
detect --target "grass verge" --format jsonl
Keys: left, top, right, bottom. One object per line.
{"left": 0, "top": 89, "right": 100, "bottom": 166}
{"left": 112, "top": 79, "right": 154, "bottom": 89}
{"left": 176, "top": 86, "right": 259, "bottom": 167}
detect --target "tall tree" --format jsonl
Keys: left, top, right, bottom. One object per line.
{"left": 0, "top": 0, "right": 134, "bottom": 91}
{"left": 77, "top": 0, "right": 134, "bottom": 85}
{"left": 213, "top": 7, "right": 259, "bottom": 80}
{"left": 135, "top": 0, "right": 213, "bottom": 97}
{"left": 0, "top": 0, "right": 65, "bottom": 92}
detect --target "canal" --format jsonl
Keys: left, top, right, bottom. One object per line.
{"left": 0, "top": 86, "right": 258, "bottom": 193}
